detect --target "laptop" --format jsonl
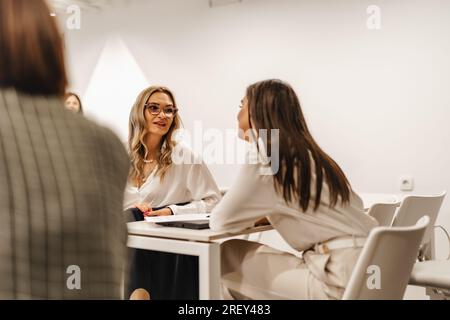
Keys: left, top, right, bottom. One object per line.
{"left": 156, "top": 219, "right": 210, "bottom": 230}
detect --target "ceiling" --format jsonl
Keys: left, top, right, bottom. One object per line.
{"left": 48, "top": 0, "right": 244, "bottom": 12}
{"left": 48, "top": 0, "right": 118, "bottom": 12}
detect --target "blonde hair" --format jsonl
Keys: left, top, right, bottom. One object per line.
{"left": 128, "top": 86, "right": 181, "bottom": 184}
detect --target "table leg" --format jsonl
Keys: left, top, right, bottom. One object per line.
{"left": 198, "top": 242, "right": 221, "bottom": 300}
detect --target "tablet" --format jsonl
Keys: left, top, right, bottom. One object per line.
{"left": 156, "top": 219, "right": 210, "bottom": 230}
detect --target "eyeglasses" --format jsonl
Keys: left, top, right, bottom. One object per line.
{"left": 144, "top": 104, "right": 178, "bottom": 118}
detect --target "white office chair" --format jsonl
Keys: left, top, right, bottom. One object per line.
{"left": 367, "top": 201, "right": 400, "bottom": 226}
{"left": 409, "top": 260, "right": 450, "bottom": 297}
{"left": 359, "top": 193, "right": 398, "bottom": 211}
{"left": 390, "top": 192, "right": 450, "bottom": 299}
{"left": 391, "top": 191, "right": 446, "bottom": 260}
{"left": 409, "top": 222, "right": 450, "bottom": 300}
{"left": 343, "top": 216, "right": 429, "bottom": 300}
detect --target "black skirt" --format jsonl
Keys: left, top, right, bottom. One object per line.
{"left": 126, "top": 208, "right": 199, "bottom": 300}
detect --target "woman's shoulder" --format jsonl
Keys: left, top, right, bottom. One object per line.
{"left": 69, "top": 116, "right": 130, "bottom": 173}
{"left": 81, "top": 118, "right": 127, "bottom": 153}
{"left": 350, "top": 190, "right": 365, "bottom": 207}
{"left": 171, "top": 142, "right": 205, "bottom": 166}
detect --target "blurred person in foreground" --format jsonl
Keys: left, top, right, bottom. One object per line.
{"left": 0, "top": 0, "right": 129, "bottom": 299}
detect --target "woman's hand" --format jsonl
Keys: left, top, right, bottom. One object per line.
{"left": 150, "top": 208, "right": 173, "bottom": 216}
{"left": 134, "top": 204, "right": 172, "bottom": 217}
{"left": 135, "top": 203, "right": 153, "bottom": 217}
{"left": 135, "top": 203, "right": 150, "bottom": 212}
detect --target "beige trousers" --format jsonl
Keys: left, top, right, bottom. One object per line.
{"left": 220, "top": 239, "right": 362, "bottom": 300}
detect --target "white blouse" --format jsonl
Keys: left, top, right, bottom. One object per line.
{"left": 123, "top": 144, "right": 222, "bottom": 215}
{"left": 210, "top": 143, "right": 378, "bottom": 252}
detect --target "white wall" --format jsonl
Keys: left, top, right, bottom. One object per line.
{"left": 63, "top": 0, "right": 450, "bottom": 294}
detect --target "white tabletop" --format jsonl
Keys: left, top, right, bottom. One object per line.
{"left": 127, "top": 221, "right": 273, "bottom": 242}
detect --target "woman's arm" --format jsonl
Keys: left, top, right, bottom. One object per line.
{"left": 167, "top": 162, "right": 222, "bottom": 215}
{"left": 129, "top": 204, "right": 172, "bottom": 219}
{"left": 209, "top": 164, "right": 276, "bottom": 232}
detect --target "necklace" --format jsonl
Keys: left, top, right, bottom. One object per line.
{"left": 141, "top": 158, "right": 157, "bottom": 182}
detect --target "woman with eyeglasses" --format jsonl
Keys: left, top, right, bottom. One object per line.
{"left": 124, "top": 86, "right": 221, "bottom": 299}
{"left": 210, "top": 79, "right": 378, "bottom": 300}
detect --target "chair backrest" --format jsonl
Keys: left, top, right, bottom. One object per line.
{"left": 360, "top": 193, "right": 398, "bottom": 210}
{"left": 342, "top": 216, "right": 429, "bottom": 300}
{"left": 392, "top": 192, "right": 446, "bottom": 246}
{"left": 367, "top": 202, "right": 400, "bottom": 226}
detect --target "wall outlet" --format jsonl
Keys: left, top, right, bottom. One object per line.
{"left": 400, "top": 176, "right": 414, "bottom": 191}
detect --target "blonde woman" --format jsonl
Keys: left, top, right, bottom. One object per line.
{"left": 124, "top": 86, "right": 221, "bottom": 299}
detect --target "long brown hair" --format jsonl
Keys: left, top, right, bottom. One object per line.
{"left": 0, "top": 0, "right": 67, "bottom": 96}
{"left": 246, "top": 79, "right": 351, "bottom": 211}
{"left": 128, "top": 86, "right": 181, "bottom": 185}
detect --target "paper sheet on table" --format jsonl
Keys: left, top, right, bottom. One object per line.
{"left": 144, "top": 213, "right": 210, "bottom": 223}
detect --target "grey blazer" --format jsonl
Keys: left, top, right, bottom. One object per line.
{"left": 0, "top": 89, "right": 130, "bottom": 299}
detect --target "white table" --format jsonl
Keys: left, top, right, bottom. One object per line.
{"left": 127, "top": 222, "right": 272, "bottom": 300}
